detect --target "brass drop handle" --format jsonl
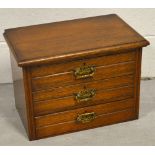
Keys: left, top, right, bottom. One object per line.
{"left": 74, "top": 65, "right": 95, "bottom": 79}
{"left": 75, "top": 89, "right": 96, "bottom": 103}
{"left": 77, "top": 112, "right": 96, "bottom": 123}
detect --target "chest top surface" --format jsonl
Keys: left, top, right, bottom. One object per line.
{"left": 4, "top": 14, "right": 149, "bottom": 67}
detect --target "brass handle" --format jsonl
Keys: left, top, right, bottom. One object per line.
{"left": 77, "top": 112, "right": 96, "bottom": 123}
{"left": 74, "top": 65, "right": 95, "bottom": 79}
{"left": 75, "top": 89, "right": 96, "bottom": 103}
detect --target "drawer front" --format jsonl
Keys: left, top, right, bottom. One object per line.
{"left": 31, "top": 51, "right": 136, "bottom": 78}
{"left": 32, "top": 74, "right": 134, "bottom": 102}
{"left": 35, "top": 99, "right": 135, "bottom": 138}
{"left": 35, "top": 98, "right": 135, "bottom": 128}
{"left": 34, "top": 86, "right": 134, "bottom": 116}
{"left": 32, "top": 61, "right": 136, "bottom": 91}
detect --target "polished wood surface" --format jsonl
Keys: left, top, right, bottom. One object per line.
{"left": 4, "top": 14, "right": 150, "bottom": 140}
{"left": 32, "top": 74, "right": 134, "bottom": 102}
{"left": 10, "top": 52, "right": 27, "bottom": 130}
{"left": 4, "top": 14, "right": 149, "bottom": 66}
{"left": 30, "top": 51, "right": 136, "bottom": 78}
{"left": 10, "top": 52, "right": 36, "bottom": 140}
{"left": 134, "top": 49, "right": 142, "bottom": 118}
{"left": 35, "top": 98, "right": 135, "bottom": 128}
{"left": 34, "top": 85, "right": 134, "bottom": 116}
{"left": 36, "top": 108, "right": 135, "bottom": 139}
{"left": 32, "top": 61, "right": 136, "bottom": 91}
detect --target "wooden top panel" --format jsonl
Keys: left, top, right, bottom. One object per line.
{"left": 4, "top": 14, "right": 149, "bottom": 66}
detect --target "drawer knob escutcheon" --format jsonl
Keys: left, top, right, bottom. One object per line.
{"left": 75, "top": 89, "right": 96, "bottom": 103}
{"left": 77, "top": 112, "right": 96, "bottom": 123}
{"left": 74, "top": 65, "right": 95, "bottom": 79}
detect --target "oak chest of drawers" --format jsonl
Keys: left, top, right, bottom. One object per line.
{"left": 4, "top": 14, "right": 149, "bottom": 140}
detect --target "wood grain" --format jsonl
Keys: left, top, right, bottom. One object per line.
{"left": 34, "top": 86, "right": 134, "bottom": 116}
{"left": 36, "top": 108, "right": 136, "bottom": 139}
{"left": 134, "top": 48, "right": 142, "bottom": 118}
{"left": 10, "top": 53, "right": 36, "bottom": 140}
{"left": 4, "top": 14, "right": 149, "bottom": 66}
{"left": 35, "top": 98, "right": 135, "bottom": 128}
{"left": 32, "top": 61, "right": 136, "bottom": 91}
{"left": 32, "top": 74, "right": 134, "bottom": 102}
{"left": 31, "top": 51, "right": 136, "bottom": 78}
{"left": 4, "top": 14, "right": 150, "bottom": 140}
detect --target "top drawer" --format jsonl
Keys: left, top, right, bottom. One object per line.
{"left": 31, "top": 51, "right": 136, "bottom": 78}
{"left": 31, "top": 51, "right": 136, "bottom": 91}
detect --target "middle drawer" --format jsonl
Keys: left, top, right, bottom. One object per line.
{"left": 32, "top": 74, "right": 134, "bottom": 102}
{"left": 33, "top": 84, "right": 134, "bottom": 116}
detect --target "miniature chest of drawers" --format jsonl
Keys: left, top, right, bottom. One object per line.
{"left": 4, "top": 14, "right": 149, "bottom": 140}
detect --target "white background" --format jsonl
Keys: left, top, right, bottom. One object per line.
{"left": 0, "top": 8, "right": 155, "bottom": 83}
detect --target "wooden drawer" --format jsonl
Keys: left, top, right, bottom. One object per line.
{"left": 31, "top": 51, "right": 136, "bottom": 78}
{"left": 32, "top": 74, "right": 134, "bottom": 102}
{"left": 32, "top": 61, "right": 136, "bottom": 91}
{"left": 34, "top": 85, "right": 134, "bottom": 116}
{"left": 35, "top": 98, "right": 135, "bottom": 139}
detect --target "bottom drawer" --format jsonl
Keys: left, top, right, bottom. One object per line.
{"left": 35, "top": 99, "right": 136, "bottom": 139}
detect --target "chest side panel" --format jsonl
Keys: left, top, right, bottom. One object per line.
{"left": 10, "top": 52, "right": 36, "bottom": 140}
